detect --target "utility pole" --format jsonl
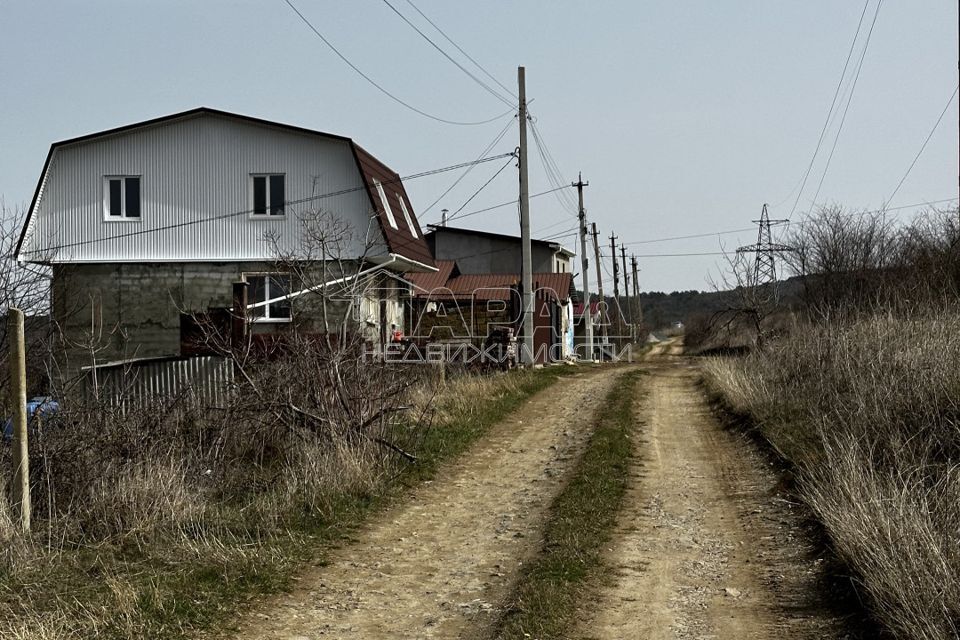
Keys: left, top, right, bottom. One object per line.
{"left": 609, "top": 232, "right": 620, "bottom": 342}
{"left": 620, "top": 244, "right": 633, "bottom": 340}
{"left": 574, "top": 173, "right": 592, "bottom": 361}
{"left": 8, "top": 308, "right": 29, "bottom": 532}
{"left": 518, "top": 67, "right": 534, "bottom": 365}
{"left": 591, "top": 222, "right": 606, "bottom": 359}
{"left": 631, "top": 255, "right": 643, "bottom": 331}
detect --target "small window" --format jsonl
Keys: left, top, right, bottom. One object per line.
{"left": 374, "top": 179, "right": 398, "bottom": 229}
{"left": 396, "top": 193, "right": 417, "bottom": 238}
{"left": 251, "top": 174, "right": 285, "bottom": 216}
{"left": 104, "top": 176, "right": 141, "bottom": 219}
{"left": 246, "top": 273, "right": 292, "bottom": 321}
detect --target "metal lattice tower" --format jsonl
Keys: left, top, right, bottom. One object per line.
{"left": 737, "top": 204, "right": 793, "bottom": 295}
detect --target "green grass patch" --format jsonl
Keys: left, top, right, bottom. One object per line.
{"left": 494, "top": 368, "right": 644, "bottom": 640}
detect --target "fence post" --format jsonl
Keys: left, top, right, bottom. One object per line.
{"left": 8, "top": 308, "right": 29, "bottom": 533}
{"left": 232, "top": 281, "right": 248, "bottom": 350}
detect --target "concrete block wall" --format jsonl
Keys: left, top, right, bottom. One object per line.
{"left": 52, "top": 260, "right": 368, "bottom": 377}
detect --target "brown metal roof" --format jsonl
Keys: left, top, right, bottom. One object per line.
{"left": 351, "top": 144, "right": 435, "bottom": 269}
{"left": 407, "top": 260, "right": 458, "bottom": 293}
{"left": 411, "top": 271, "right": 574, "bottom": 303}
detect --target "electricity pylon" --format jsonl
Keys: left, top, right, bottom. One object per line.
{"left": 736, "top": 204, "right": 793, "bottom": 301}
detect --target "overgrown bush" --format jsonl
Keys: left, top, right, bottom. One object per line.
{"left": 0, "top": 328, "right": 560, "bottom": 638}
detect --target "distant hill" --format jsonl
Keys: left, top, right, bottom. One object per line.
{"left": 638, "top": 289, "right": 738, "bottom": 329}
{"left": 578, "top": 276, "right": 806, "bottom": 331}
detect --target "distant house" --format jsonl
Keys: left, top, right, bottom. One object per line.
{"left": 16, "top": 108, "right": 435, "bottom": 379}
{"left": 425, "top": 225, "right": 575, "bottom": 275}
{"left": 407, "top": 260, "right": 576, "bottom": 364}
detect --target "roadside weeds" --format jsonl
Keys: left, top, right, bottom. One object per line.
{"left": 0, "top": 366, "right": 575, "bottom": 640}
{"left": 492, "top": 367, "right": 644, "bottom": 640}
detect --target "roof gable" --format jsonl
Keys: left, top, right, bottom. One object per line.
{"left": 350, "top": 144, "right": 434, "bottom": 268}
{"left": 16, "top": 108, "right": 435, "bottom": 269}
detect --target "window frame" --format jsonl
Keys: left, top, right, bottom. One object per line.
{"left": 244, "top": 272, "right": 293, "bottom": 323}
{"left": 396, "top": 192, "right": 418, "bottom": 238}
{"left": 249, "top": 173, "right": 287, "bottom": 218}
{"left": 102, "top": 175, "right": 142, "bottom": 222}
{"left": 373, "top": 179, "right": 398, "bottom": 229}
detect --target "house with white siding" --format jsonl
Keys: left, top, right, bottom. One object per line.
{"left": 16, "top": 107, "right": 436, "bottom": 377}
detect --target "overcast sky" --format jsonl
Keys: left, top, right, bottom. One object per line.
{"left": 1, "top": 1, "right": 957, "bottom": 292}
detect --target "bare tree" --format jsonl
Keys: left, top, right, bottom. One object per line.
{"left": 0, "top": 198, "right": 53, "bottom": 395}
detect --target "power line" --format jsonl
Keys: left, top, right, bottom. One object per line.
{"left": 619, "top": 197, "right": 956, "bottom": 247}
{"left": 625, "top": 226, "right": 764, "bottom": 245}
{"left": 527, "top": 115, "right": 579, "bottom": 215}
{"left": 787, "top": 0, "right": 872, "bottom": 220}
{"left": 540, "top": 225, "right": 579, "bottom": 241}
{"left": 22, "top": 153, "right": 516, "bottom": 256}
{"left": 282, "top": 0, "right": 514, "bottom": 126}
{"left": 807, "top": 0, "right": 884, "bottom": 211}
{"left": 402, "top": 0, "right": 517, "bottom": 101}
{"left": 886, "top": 84, "right": 960, "bottom": 206}
{"left": 378, "top": 0, "right": 514, "bottom": 107}
{"left": 422, "top": 114, "right": 516, "bottom": 217}
{"left": 603, "top": 251, "right": 728, "bottom": 258}
{"left": 534, "top": 215, "right": 579, "bottom": 235}
{"left": 446, "top": 156, "right": 516, "bottom": 220}
{"left": 444, "top": 186, "right": 571, "bottom": 222}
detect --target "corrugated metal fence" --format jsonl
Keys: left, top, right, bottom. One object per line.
{"left": 80, "top": 355, "right": 234, "bottom": 409}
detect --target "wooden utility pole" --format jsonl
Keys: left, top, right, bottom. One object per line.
{"left": 609, "top": 233, "right": 620, "bottom": 341}
{"left": 574, "top": 173, "right": 592, "bottom": 361}
{"left": 518, "top": 67, "right": 534, "bottom": 365}
{"left": 620, "top": 244, "right": 633, "bottom": 339}
{"left": 631, "top": 255, "right": 643, "bottom": 332}
{"left": 591, "top": 222, "right": 606, "bottom": 360}
{"left": 8, "top": 308, "right": 29, "bottom": 533}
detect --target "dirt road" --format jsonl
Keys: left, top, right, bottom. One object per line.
{"left": 227, "top": 366, "right": 622, "bottom": 639}
{"left": 574, "top": 344, "right": 849, "bottom": 639}
{"left": 223, "top": 347, "right": 850, "bottom": 639}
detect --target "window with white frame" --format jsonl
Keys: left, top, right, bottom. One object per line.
{"left": 396, "top": 193, "right": 418, "bottom": 238}
{"left": 103, "top": 176, "right": 141, "bottom": 219}
{"left": 251, "top": 174, "right": 285, "bottom": 216}
{"left": 246, "top": 273, "right": 292, "bottom": 321}
{"left": 373, "top": 179, "right": 398, "bottom": 229}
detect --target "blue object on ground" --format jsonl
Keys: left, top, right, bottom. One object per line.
{"left": 3, "top": 396, "right": 59, "bottom": 440}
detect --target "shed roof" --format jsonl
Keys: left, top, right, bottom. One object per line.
{"left": 409, "top": 270, "right": 574, "bottom": 303}
{"left": 425, "top": 224, "right": 576, "bottom": 257}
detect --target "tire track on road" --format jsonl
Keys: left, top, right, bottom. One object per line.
{"left": 226, "top": 366, "right": 623, "bottom": 639}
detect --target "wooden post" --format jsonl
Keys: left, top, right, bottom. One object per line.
{"left": 232, "top": 281, "right": 248, "bottom": 351}
{"left": 8, "top": 308, "right": 29, "bottom": 533}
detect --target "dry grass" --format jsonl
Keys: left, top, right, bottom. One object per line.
{"left": 0, "top": 353, "right": 571, "bottom": 639}
{"left": 703, "top": 308, "right": 960, "bottom": 639}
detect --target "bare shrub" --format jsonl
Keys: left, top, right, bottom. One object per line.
{"left": 784, "top": 204, "right": 960, "bottom": 314}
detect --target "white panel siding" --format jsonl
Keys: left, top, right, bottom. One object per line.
{"left": 21, "top": 114, "right": 384, "bottom": 263}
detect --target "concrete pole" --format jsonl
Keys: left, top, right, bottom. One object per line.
{"left": 591, "top": 222, "right": 607, "bottom": 360}
{"left": 632, "top": 255, "right": 643, "bottom": 331}
{"left": 518, "top": 67, "right": 534, "bottom": 365}
{"left": 8, "top": 308, "right": 29, "bottom": 533}
{"left": 574, "top": 173, "right": 592, "bottom": 361}
{"left": 609, "top": 233, "right": 620, "bottom": 344}
{"left": 620, "top": 244, "right": 633, "bottom": 340}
